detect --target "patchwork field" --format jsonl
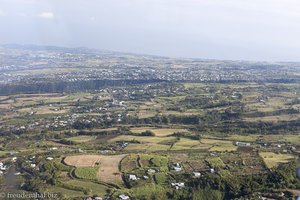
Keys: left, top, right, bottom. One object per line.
{"left": 120, "top": 154, "right": 169, "bottom": 173}
{"left": 64, "top": 154, "right": 126, "bottom": 183}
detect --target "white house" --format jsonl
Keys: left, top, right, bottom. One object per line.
{"left": 147, "top": 169, "right": 156, "bottom": 173}
{"left": 119, "top": 194, "right": 130, "bottom": 200}
{"left": 30, "top": 164, "right": 36, "bottom": 168}
{"left": 193, "top": 172, "right": 201, "bottom": 177}
{"left": 235, "top": 142, "right": 251, "bottom": 147}
{"left": 46, "top": 157, "right": 54, "bottom": 160}
{"left": 128, "top": 174, "right": 137, "bottom": 181}
{"left": 143, "top": 175, "right": 149, "bottom": 179}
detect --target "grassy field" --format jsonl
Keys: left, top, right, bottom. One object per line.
{"left": 201, "top": 139, "right": 237, "bottom": 152}
{"left": 121, "top": 154, "right": 169, "bottom": 173}
{"left": 171, "top": 138, "right": 211, "bottom": 150}
{"left": 47, "top": 186, "right": 84, "bottom": 198}
{"left": 150, "top": 155, "right": 169, "bottom": 171}
{"left": 65, "top": 179, "right": 109, "bottom": 196}
{"left": 137, "top": 110, "right": 157, "bottom": 119}
{"left": 67, "top": 135, "right": 97, "bottom": 143}
{"left": 0, "top": 151, "right": 9, "bottom": 156}
{"left": 120, "top": 154, "right": 139, "bottom": 172}
{"left": 109, "top": 135, "right": 177, "bottom": 144}
{"left": 154, "top": 173, "right": 168, "bottom": 184}
{"left": 130, "top": 127, "right": 188, "bottom": 137}
{"left": 125, "top": 143, "right": 171, "bottom": 152}
{"left": 225, "top": 135, "right": 257, "bottom": 142}
{"left": 259, "top": 152, "right": 295, "bottom": 168}
{"left": 74, "top": 167, "right": 98, "bottom": 180}
{"left": 206, "top": 157, "right": 226, "bottom": 168}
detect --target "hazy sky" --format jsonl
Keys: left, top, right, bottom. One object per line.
{"left": 1, "top": 0, "right": 300, "bottom": 61}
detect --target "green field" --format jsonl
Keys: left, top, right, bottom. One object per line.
{"left": 206, "top": 157, "right": 226, "bottom": 168}
{"left": 130, "top": 127, "right": 188, "bottom": 137}
{"left": 47, "top": 186, "right": 84, "bottom": 198}
{"left": 259, "top": 152, "right": 295, "bottom": 168}
{"left": 67, "top": 135, "right": 97, "bottom": 143}
{"left": 74, "top": 167, "right": 98, "bottom": 180}
{"left": 65, "top": 179, "right": 109, "bottom": 196}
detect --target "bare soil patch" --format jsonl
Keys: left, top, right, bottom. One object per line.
{"left": 64, "top": 154, "right": 126, "bottom": 183}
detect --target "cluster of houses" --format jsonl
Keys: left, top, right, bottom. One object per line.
{"left": 124, "top": 162, "right": 205, "bottom": 192}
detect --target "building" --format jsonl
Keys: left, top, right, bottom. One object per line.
{"left": 171, "top": 182, "right": 185, "bottom": 190}
{"left": 172, "top": 163, "right": 182, "bottom": 172}
{"left": 143, "top": 175, "right": 149, "bottom": 179}
{"left": 128, "top": 174, "right": 137, "bottom": 181}
{"left": 147, "top": 169, "right": 156, "bottom": 173}
{"left": 193, "top": 172, "right": 201, "bottom": 177}
{"left": 235, "top": 142, "right": 251, "bottom": 147}
{"left": 119, "top": 194, "right": 130, "bottom": 200}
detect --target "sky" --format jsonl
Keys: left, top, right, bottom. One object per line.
{"left": 0, "top": 0, "right": 300, "bottom": 61}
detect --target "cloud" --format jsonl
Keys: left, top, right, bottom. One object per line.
{"left": 38, "top": 12, "right": 54, "bottom": 19}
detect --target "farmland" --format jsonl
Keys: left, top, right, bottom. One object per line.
{"left": 64, "top": 154, "right": 126, "bottom": 183}
{"left": 0, "top": 45, "right": 299, "bottom": 200}
{"left": 259, "top": 152, "right": 295, "bottom": 168}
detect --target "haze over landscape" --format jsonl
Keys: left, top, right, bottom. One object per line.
{"left": 1, "top": 0, "right": 300, "bottom": 61}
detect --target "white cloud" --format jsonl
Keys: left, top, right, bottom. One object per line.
{"left": 38, "top": 12, "right": 54, "bottom": 19}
